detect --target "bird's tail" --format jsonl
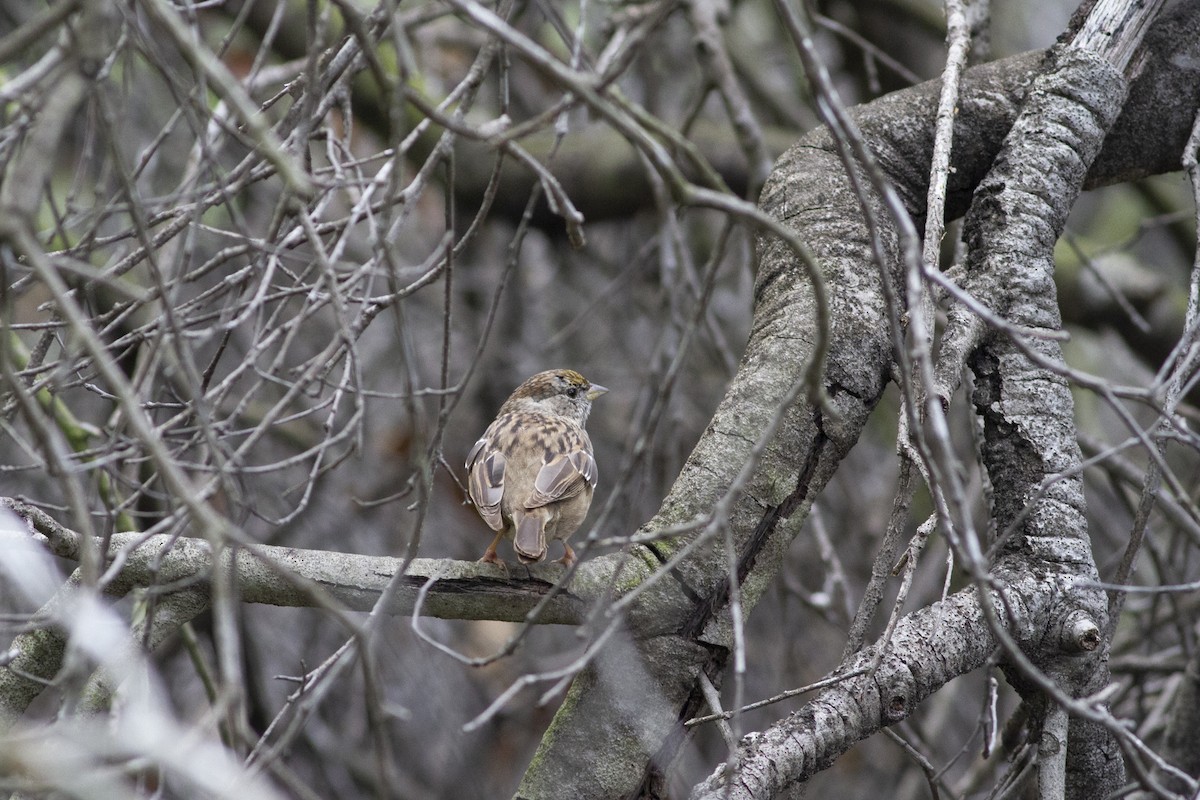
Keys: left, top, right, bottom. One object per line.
{"left": 514, "top": 513, "right": 547, "bottom": 563}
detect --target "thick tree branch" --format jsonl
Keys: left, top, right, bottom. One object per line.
{"left": 691, "top": 586, "right": 996, "bottom": 798}
{"left": 691, "top": 1, "right": 1172, "bottom": 797}
{"left": 1, "top": 498, "right": 602, "bottom": 626}
{"left": 605, "top": 4, "right": 1199, "bottom": 800}
{"left": 963, "top": 1, "right": 1169, "bottom": 791}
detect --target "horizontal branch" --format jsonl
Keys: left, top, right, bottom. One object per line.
{"left": 5, "top": 498, "right": 623, "bottom": 626}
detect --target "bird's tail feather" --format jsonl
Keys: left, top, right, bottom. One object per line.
{"left": 514, "top": 514, "right": 546, "bottom": 563}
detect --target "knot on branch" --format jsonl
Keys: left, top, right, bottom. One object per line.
{"left": 1008, "top": 567, "right": 1109, "bottom": 676}
{"left": 1057, "top": 609, "right": 1101, "bottom": 654}
{"left": 884, "top": 691, "right": 909, "bottom": 723}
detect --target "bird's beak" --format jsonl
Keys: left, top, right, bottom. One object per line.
{"left": 587, "top": 383, "right": 609, "bottom": 401}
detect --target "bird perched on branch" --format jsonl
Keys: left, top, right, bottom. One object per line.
{"left": 466, "top": 369, "right": 607, "bottom": 567}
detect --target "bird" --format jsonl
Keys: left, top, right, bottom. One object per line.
{"left": 465, "top": 369, "right": 607, "bottom": 567}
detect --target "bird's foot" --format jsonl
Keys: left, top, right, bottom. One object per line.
{"left": 555, "top": 544, "right": 577, "bottom": 568}
{"left": 478, "top": 548, "right": 509, "bottom": 573}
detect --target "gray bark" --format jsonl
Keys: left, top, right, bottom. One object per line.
{"left": 963, "top": 38, "right": 1131, "bottom": 797}
{"left": 523, "top": 3, "right": 1200, "bottom": 799}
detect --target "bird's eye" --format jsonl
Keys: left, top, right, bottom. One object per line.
{"left": 566, "top": 387, "right": 579, "bottom": 398}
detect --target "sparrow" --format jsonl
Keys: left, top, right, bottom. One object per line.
{"left": 466, "top": 369, "right": 607, "bottom": 567}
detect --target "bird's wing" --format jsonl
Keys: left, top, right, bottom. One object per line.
{"left": 526, "top": 449, "right": 597, "bottom": 509}
{"left": 466, "top": 439, "right": 506, "bottom": 531}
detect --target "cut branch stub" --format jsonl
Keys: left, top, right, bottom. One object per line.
{"left": 1059, "top": 611, "right": 1101, "bottom": 654}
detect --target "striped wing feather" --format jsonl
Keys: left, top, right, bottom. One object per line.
{"left": 527, "top": 449, "right": 596, "bottom": 509}
{"left": 466, "top": 439, "right": 506, "bottom": 531}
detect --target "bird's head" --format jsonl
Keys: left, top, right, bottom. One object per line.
{"left": 501, "top": 369, "right": 608, "bottom": 424}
